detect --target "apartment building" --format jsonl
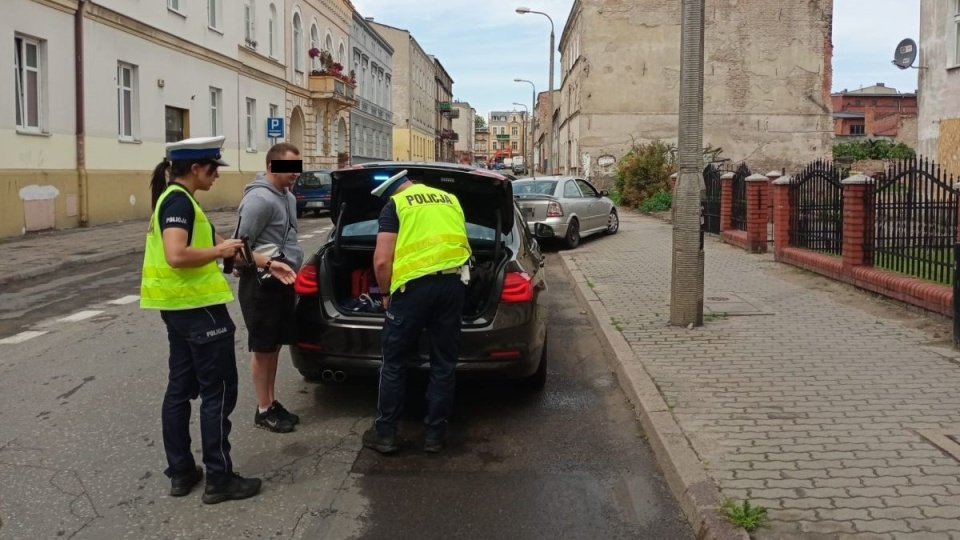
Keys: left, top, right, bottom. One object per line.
{"left": 831, "top": 84, "right": 918, "bottom": 146}
{"left": 4, "top": 0, "right": 288, "bottom": 238}
{"left": 433, "top": 56, "right": 455, "bottom": 162}
{"left": 350, "top": 13, "right": 394, "bottom": 164}
{"left": 451, "top": 100, "right": 475, "bottom": 164}
{"left": 488, "top": 110, "right": 526, "bottom": 166}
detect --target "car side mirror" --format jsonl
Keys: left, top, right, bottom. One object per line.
{"left": 534, "top": 223, "right": 554, "bottom": 239}
{"left": 599, "top": 189, "right": 609, "bottom": 197}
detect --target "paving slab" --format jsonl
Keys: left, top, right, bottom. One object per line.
{"left": 561, "top": 209, "right": 960, "bottom": 539}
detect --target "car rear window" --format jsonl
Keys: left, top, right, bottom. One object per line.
{"left": 298, "top": 172, "right": 332, "bottom": 188}
{"left": 340, "top": 220, "right": 514, "bottom": 244}
{"left": 513, "top": 181, "right": 557, "bottom": 196}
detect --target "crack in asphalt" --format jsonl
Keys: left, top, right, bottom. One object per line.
{"left": 55, "top": 376, "right": 96, "bottom": 400}
{"left": 262, "top": 416, "right": 365, "bottom": 486}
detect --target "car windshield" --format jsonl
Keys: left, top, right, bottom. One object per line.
{"left": 340, "top": 220, "right": 513, "bottom": 244}
{"left": 298, "top": 172, "right": 331, "bottom": 188}
{"left": 513, "top": 180, "right": 557, "bottom": 196}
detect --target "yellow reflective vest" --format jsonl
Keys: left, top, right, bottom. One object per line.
{"left": 389, "top": 184, "right": 471, "bottom": 294}
{"left": 140, "top": 183, "right": 235, "bottom": 310}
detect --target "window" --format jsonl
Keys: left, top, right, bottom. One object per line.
{"left": 325, "top": 32, "right": 333, "bottom": 56}
{"left": 850, "top": 124, "right": 865, "bottom": 135}
{"left": 512, "top": 126, "right": 518, "bottom": 136}
{"left": 576, "top": 179, "right": 598, "bottom": 197}
{"left": 14, "top": 35, "right": 43, "bottom": 132}
{"left": 292, "top": 13, "right": 303, "bottom": 72}
{"left": 268, "top": 4, "right": 277, "bottom": 57}
{"left": 245, "top": 98, "right": 256, "bottom": 150}
{"left": 244, "top": 0, "right": 255, "bottom": 43}
{"left": 210, "top": 87, "right": 222, "bottom": 136}
{"left": 269, "top": 103, "right": 279, "bottom": 119}
{"left": 385, "top": 75, "right": 391, "bottom": 110}
{"left": 117, "top": 62, "right": 138, "bottom": 139}
{"left": 165, "top": 106, "right": 187, "bottom": 143}
{"left": 207, "top": 0, "right": 221, "bottom": 31}
{"left": 338, "top": 41, "right": 345, "bottom": 65}
{"left": 167, "top": 0, "right": 181, "bottom": 12}
{"left": 511, "top": 141, "right": 518, "bottom": 150}
{"left": 310, "top": 24, "right": 320, "bottom": 70}
{"left": 954, "top": 0, "right": 960, "bottom": 66}
{"left": 563, "top": 180, "right": 581, "bottom": 198}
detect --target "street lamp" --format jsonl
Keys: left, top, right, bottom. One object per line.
{"left": 515, "top": 6, "right": 554, "bottom": 174}
{"left": 514, "top": 78, "right": 536, "bottom": 178}
{"left": 669, "top": 0, "right": 706, "bottom": 328}
{"left": 512, "top": 102, "right": 529, "bottom": 176}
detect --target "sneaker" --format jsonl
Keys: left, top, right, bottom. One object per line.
{"left": 424, "top": 434, "right": 446, "bottom": 454}
{"left": 169, "top": 465, "right": 203, "bottom": 497}
{"left": 254, "top": 405, "right": 296, "bottom": 433}
{"left": 201, "top": 472, "right": 262, "bottom": 505}
{"left": 362, "top": 428, "right": 398, "bottom": 454}
{"left": 273, "top": 400, "right": 300, "bottom": 425}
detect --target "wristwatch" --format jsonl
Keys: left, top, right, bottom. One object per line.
{"left": 264, "top": 259, "right": 273, "bottom": 270}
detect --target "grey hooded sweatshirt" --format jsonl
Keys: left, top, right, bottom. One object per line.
{"left": 237, "top": 172, "right": 304, "bottom": 270}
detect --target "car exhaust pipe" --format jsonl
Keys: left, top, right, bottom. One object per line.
{"left": 321, "top": 370, "right": 334, "bottom": 382}
{"left": 333, "top": 371, "right": 347, "bottom": 383}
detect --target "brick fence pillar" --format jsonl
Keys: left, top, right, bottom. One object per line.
{"left": 720, "top": 172, "right": 734, "bottom": 232}
{"left": 670, "top": 173, "right": 678, "bottom": 222}
{"left": 772, "top": 175, "right": 792, "bottom": 260}
{"left": 746, "top": 173, "right": 769, "bottom": 253}
{"left": 841, "top": 174, "right": 875, "bottom": 271}
{"left": 766, "top": 170, "right": 781, "bottom": 224}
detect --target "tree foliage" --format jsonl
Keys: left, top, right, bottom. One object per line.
{"left": 832, "top": 139, "right": 916, "bottom": 160}
{"left": 615, "top": 140, "right": 677, "bottom": 208}
{"left": 475, "top": 115, "right": 487, "bottom": 129}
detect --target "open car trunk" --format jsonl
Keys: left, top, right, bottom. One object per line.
{"left": 321, "top": 240, "right": 509, "bottom": 321}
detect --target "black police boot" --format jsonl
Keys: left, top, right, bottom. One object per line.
{"left": 170, "top": 465, "right": 203, "bottom": 497}
{"left": 201, "top": 472, "right": 262, "bottom": 505}
{"left": 362, "top": 428, "right": 398, "bottom": 454}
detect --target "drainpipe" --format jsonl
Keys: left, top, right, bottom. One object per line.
{"left": 75, "top": 0, "right": 89, "bottom": 226}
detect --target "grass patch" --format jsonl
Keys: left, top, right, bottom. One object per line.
{"left": 610, "top": 317, "right": 624, "bottom": 333}
{"left": 874, "top": 247, "right": 954, "bottom": 286}
{"left": 638, "top": 191, "right": 672, "bottom": 213}
{"left": 704, "top": 312, "right": 728, "bottom": 322}
{"left": 720, "top": 498, "right": 770, "bottom": 532}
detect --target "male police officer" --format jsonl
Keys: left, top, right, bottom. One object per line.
{"left": 362, "top": 170, "right": 472, "bottom": 454}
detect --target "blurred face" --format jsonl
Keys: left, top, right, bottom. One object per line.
{"left": 269, "top": 151, "right": 300, "bottom": 189}
{"left": 192, "top": 162, "right": 220, "bottom": 191}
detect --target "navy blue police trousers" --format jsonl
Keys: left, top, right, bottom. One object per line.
{"left": 375, "top": 273, "right": 465, "bottom": 438}
{"left": 159, "top": 303, "right": 238, "bottom": 486}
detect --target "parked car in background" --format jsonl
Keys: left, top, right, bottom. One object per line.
{"left": 290, "top": 162, "right": 550, "bottom": 390}
{"left": 512, "top": 176, "right": 619, "bottom": 249}
{"left": 293, "top": 170, "right": 333, "bottom": 218}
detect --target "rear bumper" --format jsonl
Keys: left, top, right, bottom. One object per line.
{"left": 296, "top": 198, "right": 332, "bottom": 210}
{"left": 527, "top": 217, "right": 568, "bottom": 238}
{"left": 290, "top": 348, "right": 540, "bottom": 380}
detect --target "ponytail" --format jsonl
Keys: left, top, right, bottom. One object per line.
{"left": 151, "top": 158, "right": 172, "bottom": 209}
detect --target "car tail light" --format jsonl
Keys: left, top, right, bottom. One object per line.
{"left": 295, "top": 193, "right": 305, "bottom": 199}
{"left": 500, "top": 271, "right": 533, "bottom": 303}
{"left": 294, "top": 263, "right": 319, "bottom": 295}
{"left": 546, "top": 201, "right": 563, "bottom": 217}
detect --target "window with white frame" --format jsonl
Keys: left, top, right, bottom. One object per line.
{"left": 207, "top": 0, "right": 221, "bottom": 31}
{"left": 377, "top": 70, "right": 383, "bottom": 106}
{"left": 244, "top": 0, "right": 256, "bottom": 44}
{"left": 268, "top": 4, "right": 277, "bottom": 57}
{"left": 210, "top": 87, "right": 222, "bottom": 136}
{"left": 310, "top": 24, "right": 320, "bottom": 70}
{"left": 117, "top": 62, "right": 138, "bottom": 139}
{"left": 14, "top": 35, "right": 43, "bottom": 132}
{"left": 325, "top": 32, "right": 333, "bottom": 58}
{"left": 338, "top": 41, "right": 345, "bottom": 65}
{"left": 953, "top": 0, "right": 960, "bottom": 66}
{"left": 385, "top": 75, "right": 391, "bottom": 110}
{"left": 246, "top": 98, "right": 256, "bottom": 150}
{"left": 269, "top": 103, "right": 279, "bottom": 120}
{"left": 292, "top": 13, "right": 303, "bottom": 72}
{"left": 167, "top": 0, "right": 182, "bottom": 13}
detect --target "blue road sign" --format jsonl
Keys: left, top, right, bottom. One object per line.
{"left": 266, "top": 117, "right": 284, "bottom": 139}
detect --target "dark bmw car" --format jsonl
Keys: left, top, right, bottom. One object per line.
{"left": 293, "top": 169, "right": 333, "bottom": 218}
{"left": 290, "top": 162, "right": 550, "bottom": 389}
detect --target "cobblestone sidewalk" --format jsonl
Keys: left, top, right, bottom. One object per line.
{"left": 0, "top": 211, "right": 238, "bottom": 286}
{"left": 566, "top": 210, "right": 960, "bottom": 540}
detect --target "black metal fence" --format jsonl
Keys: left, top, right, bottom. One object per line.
{"left": 868, "top": 157, "right": 958, "bottom": 286}
{"left": 730, "top": 163, "right": 750, "bottom": 231}
{"left": 789, "top": 159, "right": 845, "bottom": 255}
{"left": 702, "top": 164, "right": 724, "bottom": 234}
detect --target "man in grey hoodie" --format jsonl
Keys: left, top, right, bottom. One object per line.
{"left": 236, "top": 142, "right": 304, "bottom": 433}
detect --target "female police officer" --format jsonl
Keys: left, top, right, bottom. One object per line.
{"left": 140, "top": 135, "right": 294, "bottom": 504}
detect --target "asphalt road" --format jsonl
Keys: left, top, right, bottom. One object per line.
{"left": 0, "top": 217, "right": 692, "bottom": 540}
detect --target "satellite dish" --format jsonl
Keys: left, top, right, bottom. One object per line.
{"left": 893, "top": 38, "right": 918, "bottom": 70}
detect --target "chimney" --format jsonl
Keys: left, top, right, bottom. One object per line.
{"left": 877, "top": 82, "right": 885, "bottom": 87}
{"left": 365, "top": 17, "right": 374, "bottom": 21}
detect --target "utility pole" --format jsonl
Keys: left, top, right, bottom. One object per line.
{"left": 669, "top": 0, "right": 706, "bottom": 328}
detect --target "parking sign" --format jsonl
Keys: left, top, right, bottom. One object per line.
{"left": 266, "top": 117, "right": 284, "bottom": 139}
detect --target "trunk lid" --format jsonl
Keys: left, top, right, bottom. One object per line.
{"left": 513, "top": 179, "right": 561, "bottom": 222}
{"left": 330, "top": 162, "right": 515, "bottom": 234}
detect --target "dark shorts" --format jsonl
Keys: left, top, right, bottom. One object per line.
{"left": 238, "top": 272, "right": 297, "bottom": 353}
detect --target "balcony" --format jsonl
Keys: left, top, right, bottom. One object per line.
{"left": 496, "top": 134, "right": 510, "bottom": 140}
{"left": 308, "top": 75, "right": 356, "bottom": 109}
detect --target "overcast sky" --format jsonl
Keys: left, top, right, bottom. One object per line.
{"left": 351, "top": 0, "right": 921, "bottom": 120}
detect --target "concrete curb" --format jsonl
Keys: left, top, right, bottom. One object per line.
{"left": 0, "top": 246, "right": 145, "bottom": 286}
{"left": 559, "top": 252, "right": 749, "bottom": 540}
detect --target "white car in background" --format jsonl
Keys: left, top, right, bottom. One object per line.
{"left": 513, "top": 176, "right": 619, "bottom": 249}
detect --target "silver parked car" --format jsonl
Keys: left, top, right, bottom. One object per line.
{"left": 513, "top": 176, "right": 619, "bottom": 248}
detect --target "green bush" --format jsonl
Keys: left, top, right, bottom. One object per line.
{"left": 833, "top": 139, "right": 916, "bottom": 160}
{"left": 638, "top": 191, "right": 671, "bottom": 212}
{"left": 615, "top": 139, "right": 677, "bottom": 208}
{"left": 607, "top": 189, "right": 622, "bottom": 206}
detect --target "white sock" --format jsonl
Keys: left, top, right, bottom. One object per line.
{"left": 258, "top": 405, "right": 270, "bottom": 414}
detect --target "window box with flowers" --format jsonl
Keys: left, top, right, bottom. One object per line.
{"left": 307, "top": 48, "right": 356, "bottom": 95}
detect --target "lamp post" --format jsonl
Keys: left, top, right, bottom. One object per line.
{"left": 516, "top": 7, "right": 554, "bottom": 174}
{"left": 512, "top": 102, "right": 529, "bottom": 177}
{"left": 669, "top": 0, "right": 706, "bottom": 328}
{"left": 514, "top": 77, "right": 536, "bottom": 177}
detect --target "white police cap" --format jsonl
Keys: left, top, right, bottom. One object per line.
{"left": 165, "top": 135, "right": 229, "bottom": 166}
{"left": 371, "top": 169, "right": 409, "bottom": 199}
